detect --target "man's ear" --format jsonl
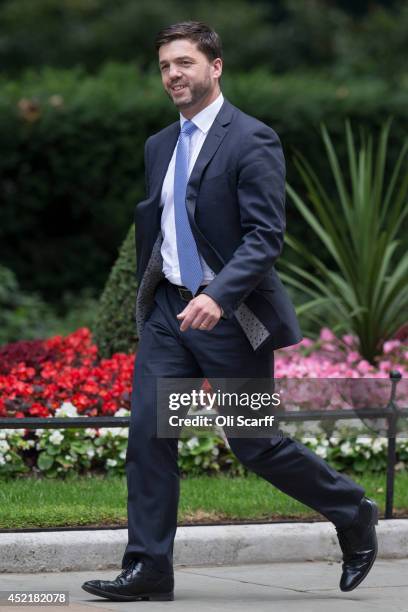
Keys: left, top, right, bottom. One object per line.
{"left": 212, "top": 58, "right": 223, "bottom": 79}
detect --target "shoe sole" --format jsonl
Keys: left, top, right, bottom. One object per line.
{"left": 340, "top": 502, "right": 379, "bottom": 592}
{"left": 81, "top": 583, "right": 174, "bottom": 601}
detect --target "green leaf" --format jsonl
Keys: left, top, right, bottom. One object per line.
{"left": 37, "top": 453, "right": 54, "bottom": 471}
{"left": 285, "top": 120, "right": 408, "bottom": 362}
{"left": 70, "top": 441, "right": 88, "bottom": 454}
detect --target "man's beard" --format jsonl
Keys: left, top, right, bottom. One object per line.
{"left": 167, "top": 76, "right": 212, "bottom": 110}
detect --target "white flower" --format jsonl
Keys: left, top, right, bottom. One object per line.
{"left": 0, "top": 455, "right": 5, "bottom": 466}
{"left": 55, "top": 402, "right": 79, "bottom": 418}
{"left": 302, "top": 436, "right": 318, "bottom": 446}
{"left": 186, "top": 437, "right": 199, "bottom": 450}
{"left": 2, "top": 429, "right": 24, "bottom": 437}
{"left": 356, "top": 435, "right": 371, "bottom": 445}
{"left": 212, "top": 447, "right": 219, "bottom": 456}
{"left": 119, "top": 450, "right": 126, "bottom": 460}
{"left": 340, "top": 441, "right": 353, "bottom": 456}
{"left": 49, "top": 431, "right": 64, "bottom": 445}
{"left": 372, "top": 439, "right": 385, "bottom": 454}
{"left": 114, "top": 408, "right": 130, "bottom": 417}
{"left": 101, "top": 427, "right": 128, "bottom": 438}
{"left": 86, "top": 449, "right": 95, "bottom": 458}
{"left": 5, "top": 454, "right": 11, "bottom": 461}
{"left": 315, "top": 446, "right": 328, "bottom": 458}
{"left": 0, "top": 440, "right": 10, "bottom": 454}
{"left": 85, "top": 428, "right": 97, "bottom": 438}
{"left": 35, "top": 429, "right": 45, "bottom": 436}
{"left": 106, "top": 459, "right": 117, "bottom": 467}
{"left": 98, "top": 427, "right": 120, "bottom": 438}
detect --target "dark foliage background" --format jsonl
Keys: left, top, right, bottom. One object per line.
{"left": 0, "top": 0, "right": 406, "bottom": 339}
{"left": 1, "top": 65, "right": 406, "bottom": 302}
{"left": 1, "top": 0, "right": 406, "bottom": 81}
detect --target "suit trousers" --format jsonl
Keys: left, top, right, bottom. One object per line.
{"left": 122, "top": 279, "right": 365, "bottom": 572}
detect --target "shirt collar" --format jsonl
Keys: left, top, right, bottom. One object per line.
{"left": 180, "top": 92, "right": 224, "bottom": 135}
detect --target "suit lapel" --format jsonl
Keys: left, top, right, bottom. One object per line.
{"left": 149, "top": 98, "right": 234, "bottom": 203}
{"left": 185, "top": 99, "right": 234, "bottom": 220}
{"left": 150, "top": 122, "right": 180, "bottom": 203}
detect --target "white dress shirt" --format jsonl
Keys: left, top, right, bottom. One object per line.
{"left": 160, "top": 92, "right": 224, "bottom": 286}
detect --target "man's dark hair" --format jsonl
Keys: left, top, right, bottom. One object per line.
{"left": 155, "top": 21, "right": 223, "bottom": 62}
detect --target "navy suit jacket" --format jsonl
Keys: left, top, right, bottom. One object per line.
{"left": 134, "top": 97, "right": 302, "bottom": 351}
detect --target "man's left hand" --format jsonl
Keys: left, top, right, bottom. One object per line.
{"left": 177, "top": 294, "right": 223, "bottom": 332}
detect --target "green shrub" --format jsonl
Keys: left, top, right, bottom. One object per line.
{"left": 0, "top": 263, "right": 100, "bottom": 344}
{"left": 0, "top": 65, "right": 406, "bottom": 304}
{"left": 92, "top": 224, "right": 137, "bottom": 358}
{"left": 1, "top": 0, "right": 407, "bottom": 81}
{"left": 1, "top": 425, "right": 407, "bottom": 479}
{"left": 282, "top": 120, "right": 408, "bottom": 361}
{"left": 0, "top": 264, "right": 59, "bottom": 344}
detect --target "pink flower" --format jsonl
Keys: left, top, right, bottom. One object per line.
{"left": 356, "top": 360, "right": 372, "bottom": 374}
{"left": 379, "top": 360, "right": 392, "bottom": 372}
{"left": 320, "top": 328, "right": 336, "bottom": 342}
{"left": 383, "top": 340, "right": 401, "bottom": 354}
{"left": 342, "top": 334, "right": 356, "bottom": 347}
{"left": 299, "top": 338, "right": 314, "bottom": 348}
{"left": 321, "top": 342, "right": 337, "bottom": 352}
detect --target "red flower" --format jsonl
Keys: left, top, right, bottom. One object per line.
{"left": 28, "top": 403, "right": 50, "bottom": 417}
{"left": 1, "top": 328, "right": 134, "bottom": 418}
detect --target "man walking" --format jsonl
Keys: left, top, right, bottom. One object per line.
{"left": 82, "top": 21, "right": 378, "bottom": 602}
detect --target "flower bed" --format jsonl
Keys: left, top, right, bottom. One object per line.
{"left": 1, "top": 326, "right": 406, "bottom": 420}
{"left": 1, "top": 403, "right": 408, "bottom": 478}
{"left": 275, "top": 328, "right": 407, "bottom": 379}
{"left": 0, "top": 328, "right": 134, "bottom": 418}
{"left": 0, "top": 327, "right": 406, "bottom": 477}
{"left": 0, "top": 403, "right": 242, "bottom": 478}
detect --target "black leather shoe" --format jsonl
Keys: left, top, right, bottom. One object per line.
{"left": 81, "top": 560, "right": 174, "bottom": 601}
{"left": 336, "top": 496, "right": 379, "bottom": 592}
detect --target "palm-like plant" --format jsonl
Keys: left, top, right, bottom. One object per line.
{"left": 282, "top": 119, "right": 408, "bottom": 363}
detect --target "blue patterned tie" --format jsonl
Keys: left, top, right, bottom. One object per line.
{"left": 174, "top": 120, "right": 203, "bottom": 295}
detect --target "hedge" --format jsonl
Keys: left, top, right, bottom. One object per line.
{"left": 92, "top": 224, "right": 137, "bottom": 358}
{"left": 0, "top": 63, "right": 407, "bottom": 302}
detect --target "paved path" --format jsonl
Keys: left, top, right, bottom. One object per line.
{"left": 0, "top": 559, "right": 407, "bottom": 612}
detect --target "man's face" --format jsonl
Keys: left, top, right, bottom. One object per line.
{"left": 158, "top": 38, "right": 222, "bottom": 112}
